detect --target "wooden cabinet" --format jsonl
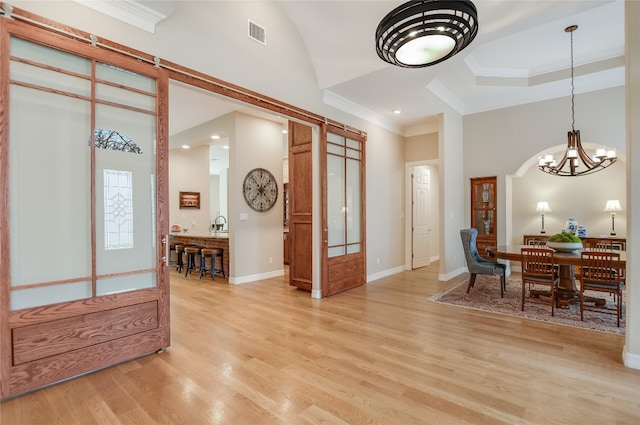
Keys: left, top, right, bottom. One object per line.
{"left": 470, "top": 176, "right": 497, "bottom": 259}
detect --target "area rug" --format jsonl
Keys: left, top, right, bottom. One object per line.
{"left": 430, "top": 275, "right": 625, "bottom": 335}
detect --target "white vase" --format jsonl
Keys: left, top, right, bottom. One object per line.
{"left": 565, "top": 218, "right": 578, "bottom": 234}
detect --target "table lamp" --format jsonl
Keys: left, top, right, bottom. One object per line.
{"left": 536, "top": 201, "right": 551, "bottom": 234}
{"left": 604, "top": 200, "right": 622, "bottom": 236}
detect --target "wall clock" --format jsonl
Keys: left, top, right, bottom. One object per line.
{"left": 242, "top": 168, "right": 278, "bottom": 212}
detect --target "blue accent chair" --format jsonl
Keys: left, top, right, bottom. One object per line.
{"left": 460, "top": 228, "right": 506, "bottom": 297}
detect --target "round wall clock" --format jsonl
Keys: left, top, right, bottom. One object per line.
{"left": 242, "top": 168, "right": 278, "bottom": 212}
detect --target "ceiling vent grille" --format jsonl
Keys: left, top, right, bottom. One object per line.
{"left": 248, "top": 19, "right": 266, "bottom": 46}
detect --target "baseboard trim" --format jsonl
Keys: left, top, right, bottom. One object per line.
{"left": 229, "top": 269, "right": 284, "bottom": 285}
{"left": 623, "top": 345, "right": 640, "bottom": 370}
{"left": 367, "top": 266, "right": 405, "bottom": 283}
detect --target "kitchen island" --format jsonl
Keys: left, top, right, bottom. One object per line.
{"left": 169, "top": 232, "right": 229, "bottom": 278}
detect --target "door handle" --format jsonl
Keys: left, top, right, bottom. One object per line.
{"left": 162, "top": 235, "right": 169, "bottom": 267}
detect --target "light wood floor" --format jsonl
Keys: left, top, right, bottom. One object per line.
{"left": 2, "top": 263, "right": 640, "bottom": 424}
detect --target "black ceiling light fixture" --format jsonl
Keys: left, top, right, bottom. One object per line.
{"left": 538, "top": 25, "right": 618, "bottom": 177}
{"left": 375, "top": 0, "right": 479, "bottom": 68}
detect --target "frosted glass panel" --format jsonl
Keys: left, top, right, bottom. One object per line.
{"left": 96, "top": 62, "right": 157, "bottom": 93}
{"left": 346, "top": 158, "right": 361, "bottom": 247}
{"left": 11, "top": 282, "right": 92, "bottom": 310}
{"left": 95, "top": 104, "right": 156, "bottom": 276}
{"left": 327, "top": 155, "right": 345, "bottom": 254}
{"left": 327, "top": 132, "right": 345, "bottom": 145}
{"left": 10, "top": 61, "right": 91, "bottom": 97}
{"left": 9, "top": 86, "right": 92, "bottom": 287}
{"left": 10, "top": 37, "right": 91, "bottom": 75}
{"left": 96, "top": 83, "right": 156, "bottom": 112}
{"left": 97, "top": 272, "right": 156, "bottom": 296}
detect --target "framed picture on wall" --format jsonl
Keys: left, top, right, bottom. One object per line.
{"left": 179, "top": 191, "right": 200, "bottom": 209}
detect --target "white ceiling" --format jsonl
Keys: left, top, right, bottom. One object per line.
{"left": 79, "top": 0, "right": 626, "bottom": 138}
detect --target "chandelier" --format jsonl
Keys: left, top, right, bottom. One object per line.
{"left": 538, "top": 25, "right": 617, "bottom": 177}
{"left": 375, "top": 0, "right": 478, "bottom": 68}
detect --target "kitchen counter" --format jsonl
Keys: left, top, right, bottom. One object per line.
{"left": 169, "top": 232, "right": 230, "bottom": 277}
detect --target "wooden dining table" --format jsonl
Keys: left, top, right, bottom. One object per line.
{"left": 486, "top": 245, "right": 627, "bottom": 308}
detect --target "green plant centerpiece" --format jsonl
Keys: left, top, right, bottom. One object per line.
{"left": 546, "top": 232, "right": 583, "bottom": 252}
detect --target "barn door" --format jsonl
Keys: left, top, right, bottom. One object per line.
{"left": 0, "top": 22, "right": 169, "bottom": 399}
{"left": 321, "top": 125, "right": 366, "bottom": 297}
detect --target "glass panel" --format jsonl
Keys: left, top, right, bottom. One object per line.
{"left": 96, "top": 62, "right": 157, "bottom": 93}
{"left": 327, "top": 154, "right": 345, "bottom": 257}
{"left": 95, "top": 104, "right": 157, "bottom": 277}
{"left": 11, "top": 37, "right": 92, "bottom": 75}
{"left": 96, "top": 272, "right": 156, "bottom": 296}
{"left": 327, "top": 132, "right": 345, "bottom": 145}
{"left": 328, "top": 246, "right": 345, "bottom": 257}
{"left": 96, "top": 83, "right": 156, "bottom": 112}
{"left": 327, "top": 144, "right": 345, "bottom": 156}
{"left": 11, "top": 282, "right": 92, "bottom": 310}
{"left": 347, "top": 244, "right": 361, "bottom": 254}
{"left": 10, "top": 61, "right": 91, "bottom": 97}
{"left": 346, "top": 148, "right": 361, "bottom": 160}
{"left": 9, "top": 85, "right": 92, "bottom": 289}
{"left": 346, "top": 158, "right": 361, "bottom": 245}
{"left": 346, "top": 138, "right": 360, "bottom": 150}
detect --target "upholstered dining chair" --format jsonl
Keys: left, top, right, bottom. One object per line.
{"left": 521, "top": 247, "right": 559, "bottom": 316}
{"left": 579, "top": 251, "right": 623, "bottom": 327}
{"left": 460, "top": 228, "right": 506, "bottom": 297}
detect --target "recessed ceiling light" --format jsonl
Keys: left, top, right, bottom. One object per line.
{"left": 393, "top": 109, "right": 402, "bottom": 114}
{"left": 181, "top": 145, "right": 190, "bottom": 149}
{"left": 211, "top": 134, "right": 220, "bottom": 140}
{"left": 222, "top": 145, "right": 229, "bottom": 149}
{"left": 282, "top": 130, "right": 288, "bottom": 134}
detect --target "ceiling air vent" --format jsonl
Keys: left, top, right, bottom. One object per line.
{"left": 248, "top": 19, "right": 266, "bottom": 46}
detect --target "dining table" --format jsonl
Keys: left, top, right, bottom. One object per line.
{"left": 486, "top": 245, "right": 627, "bottom": 308}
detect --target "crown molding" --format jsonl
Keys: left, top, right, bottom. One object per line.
{"left": 72, "top": 0, "right": 168, "bottom": 33}
{"left": 323, "top": 90, "right": 402, "bottom": 135}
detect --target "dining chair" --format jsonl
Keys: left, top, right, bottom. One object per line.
{"left": 521, "top": 247, "right": 559, "bottom": 316}
{"left": 579, "top": 251, "right": 623, "bottom": 327}
{"left": 460, "top": 228, "right": 506, "bottom": 297}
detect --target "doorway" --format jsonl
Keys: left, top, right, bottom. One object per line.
{"left": 405, "top": 161, "right": 440, "bottom": 270}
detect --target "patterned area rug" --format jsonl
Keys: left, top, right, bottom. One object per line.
{"left": 430, "top": 275, "right": 625, "bottom": 335}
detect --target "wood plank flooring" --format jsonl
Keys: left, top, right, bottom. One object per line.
{"left": 2, "top": 263, "right": 640, "bottom": 424}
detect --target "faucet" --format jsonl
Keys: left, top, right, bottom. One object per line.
{"left": 213, "top": 215, "right": 227, "bottom": 231}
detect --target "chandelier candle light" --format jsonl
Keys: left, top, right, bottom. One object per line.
{"left": 375, "top": 0, "right": 478, "bottom": 68}
{"left": 536, "top": 201, "right": 551, "bottom": 234}
{"left": 538, "top": 25, "right": 617, "bottom": 177}
{"left": 604, "top": 200, "right": 622, "bottom": 236}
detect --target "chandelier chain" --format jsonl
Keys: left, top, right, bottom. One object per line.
{"left": 570, "top": 28, "right": 575, "bottom": 132}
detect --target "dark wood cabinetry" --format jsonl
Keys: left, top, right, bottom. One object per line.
{"left": 470, "top": 176, "right": 497, "bottom": 259}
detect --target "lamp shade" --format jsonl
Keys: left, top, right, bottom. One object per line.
{"left": 375, "top": 0, "right": 478, "bottom": 68}
{"left": 536, "top": 202, "right": 551, "bottom": 213}
{"left": 604, "top": 200, "right": 622, "bottom": 212}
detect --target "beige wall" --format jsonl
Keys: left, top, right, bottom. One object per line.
{"left": 464, "top": 86, "right": 626, "bottom": 245}
{"left": 405, "top": 133, "right": 438, "bottom": 162}
{"left": 169, "top": 145, "right": 210, "bottom": 233}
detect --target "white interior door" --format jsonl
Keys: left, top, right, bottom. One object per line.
{"left": 412, "top": 166, "right": 431, "bottom": 269}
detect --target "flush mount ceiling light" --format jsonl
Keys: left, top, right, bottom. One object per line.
{"left": 538, "top": 25, "right": 617, "bottom": 177}
{"left": 375, "top": 0, "right": 478, "bottom": 68}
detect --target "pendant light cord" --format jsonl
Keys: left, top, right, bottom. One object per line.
{"left": 570, "top": 28, "right": 575, "bottom": 132}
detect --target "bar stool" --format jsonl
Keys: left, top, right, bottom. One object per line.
{"left": 175, "top": 244, "right": 185, "bottom": 272}
{"left": 184, "top": 246, "right": 201, "bottom": 277}
{"left": 200, "top": 247, "right": 225, "bottom": 280}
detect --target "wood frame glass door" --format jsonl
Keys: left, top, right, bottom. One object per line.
{"left": 321, "top": 125, "right": 366, "bottom": 297}
{"left": 0, "top": 19, "right": 169, "bottom": 399}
